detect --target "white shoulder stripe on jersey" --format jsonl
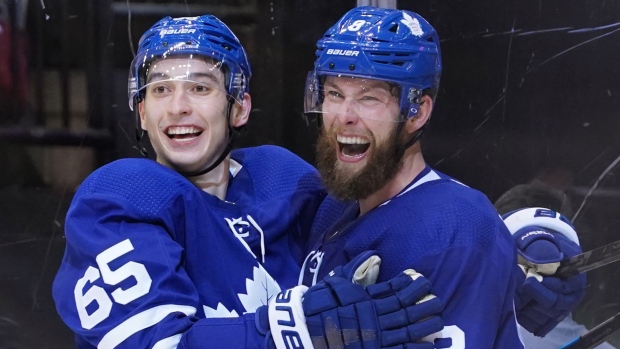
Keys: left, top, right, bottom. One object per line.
{"left": 97, "top": 304, "right": 196, "bottom": 349}
{"left": 399, "top": 170, "right": 442, "bottom": 196}
{"left": 229, "top": 159, "right": 243, "bottom": 178}
{"left": 152, "top": 334, "right": 183, "bottom": 349}
{"left": 379, "top": 170, "right": 441, "bottom": 207}
{"left": 449, "top": 178, "right": 469, "bottom": 187}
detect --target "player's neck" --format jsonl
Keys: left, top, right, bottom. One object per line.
{"left": 190, "top": 158, "right": 231, "bottom": 200}
{"left": 358, "top": 145, "right": 425, "bottom": 215}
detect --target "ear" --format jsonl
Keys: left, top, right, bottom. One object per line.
{"left": 405, "top": 95, "right": 433, "bottom": 134}
{"left": 230, "top": 92, "right": 251, "bottom": 128}
{"left": 138, "top": 101, "right": 147, "bottom": 131}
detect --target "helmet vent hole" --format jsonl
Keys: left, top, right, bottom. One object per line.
{"left": 389, "top": 24, "right": 398, "bottom": 33}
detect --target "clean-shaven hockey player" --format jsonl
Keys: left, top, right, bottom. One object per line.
{"left": 52, "top": 15, "right": 443, "bottom": 349}
{"left": 300, "top": 6, "right": 586, "bottom": 348}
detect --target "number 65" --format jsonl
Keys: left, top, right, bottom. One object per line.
{"left": 74, "top": 239, "right": 152, "bottom": 329}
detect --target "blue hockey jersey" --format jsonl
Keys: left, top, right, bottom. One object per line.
{"left": 300, "top": 166, "right": 524, "bottom": 349}
{"left": 53, "top": 145, "right": 326, "bottom": 349}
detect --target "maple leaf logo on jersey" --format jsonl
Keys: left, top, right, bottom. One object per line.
{"left": 400, "top": 13, "right": 424, "bottom": 37}
{"left": 238, "top": 265, "right": 281, "bottom": 312}
{"left": 203, "top": 303, "right": 239, "bottom": 318}
{"left": 202, "top": 265, "right": 281, "bottom": 317}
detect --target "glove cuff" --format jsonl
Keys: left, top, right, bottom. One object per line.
{"left": 268, "top": 285, "right": 313, "bottom": 349}
{"left": 503, "top": 207, "right": 580, "bottom": 245}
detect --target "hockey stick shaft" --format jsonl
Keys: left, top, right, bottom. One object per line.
{"left": 561, "top": 311, "right": 620, "bottom": 349}
{"left": 556, "top": 239, "right": 620, "bottom": 277}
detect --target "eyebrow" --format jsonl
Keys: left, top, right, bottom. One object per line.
{"left": 325, "top": 79, "right": 392, "bottom": 94}
{"left": 146, "top": 71, "right": 223, "bottom": 84}
{"left": 323, "top": 80, "right": 339, "bottom": 89}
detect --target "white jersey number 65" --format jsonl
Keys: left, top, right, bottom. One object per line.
{"left": 74, "top": 239, "right": 152, "bottom": 329}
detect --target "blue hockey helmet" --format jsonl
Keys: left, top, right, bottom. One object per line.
{"left": 304, "top": 6, "right": 442, "bottom": 120}
{"left": 128, "top": 15, "right": 252, "bottom": 110}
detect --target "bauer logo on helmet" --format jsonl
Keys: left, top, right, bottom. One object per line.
{"left": 325, "top": 49, "right": 359, "bottom": 56}
{"left": 159, "top": 28, "right": 196, "bottom": 37}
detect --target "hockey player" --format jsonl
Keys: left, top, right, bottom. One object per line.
{"left": 52, "top": 15, "right": 443, "bottom": 349}
{"left": 299, "top": 6, "right": 586, "bottom": 348}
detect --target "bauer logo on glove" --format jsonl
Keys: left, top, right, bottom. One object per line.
{"left": 503, "top": 207, "right": 581, "bottom": 276}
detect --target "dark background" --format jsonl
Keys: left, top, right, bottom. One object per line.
{"left": 1, "top": 0, "right": 620, "bottom": 347}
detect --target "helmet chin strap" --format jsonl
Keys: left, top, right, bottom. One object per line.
{"left": 134, "top": 129, "right": 150, "bottom": 158}
{"left": 133, "top": 103, "right": 151, "bottom": 158}
{"left": 394, "top": 123, "right": 425, "bottom": 162}
{"left": 182, "top": 98, "right": 243, "bottom": 178}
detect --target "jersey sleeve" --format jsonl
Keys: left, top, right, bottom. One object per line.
{"left": 413, "top": 244, "right": 522, "bottom": 349}
{"left": 52, "top": 159, "right": 268, "bottom": 348}
{"left": 350, "top": 183, "right": 523, "bottom": 348}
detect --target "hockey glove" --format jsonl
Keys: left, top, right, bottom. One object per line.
{"left": 503, "top": 207, "right": 587, "bottom": 337}
{"left": 256, "top": 251, "right": 444, "bottom": 349}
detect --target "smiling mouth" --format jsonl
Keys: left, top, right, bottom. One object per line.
{"left": 337, "top": 134, "right": 370, "bottom": 158}
{"left": 166, "top": 126, "right": 203, "bottom": 141}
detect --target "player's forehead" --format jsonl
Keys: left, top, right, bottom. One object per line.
{"left": 146, "top": 56, "right": 225, "bottom": 83}
{"left": 324, "top": 75, "right": 392, "bottom": 93}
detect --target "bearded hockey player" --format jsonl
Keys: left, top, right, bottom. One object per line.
{"left": 299, "top": 6, "right": 586, "bottom": 349}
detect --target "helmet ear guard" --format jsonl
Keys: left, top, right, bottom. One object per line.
{"left": 230, "top": 71, "right": 248, "bottom": 105}
{"left": 405, "top": 87, "right": 423, "bottom": 118}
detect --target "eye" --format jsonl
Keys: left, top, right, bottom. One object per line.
{"left": 150, "top": 84, "right": 169, "bottom": 94}
{"left": 193, "top": 84, "right": 210, "bottom": 93}
{"left": 325, "top": 89, "right": 343, "bottom": 100}
{"left": 358, "top": 90, "right": 392, "bottom": 106}
{"left": 357, "top": 94, "right": 384, "bottom": 107}
{"left": 360, "top": 95, "right": 380, "bottom": 101}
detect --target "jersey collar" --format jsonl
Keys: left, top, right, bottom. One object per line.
{"left": 378, "top": 165, "right": 440, "bottom": 207}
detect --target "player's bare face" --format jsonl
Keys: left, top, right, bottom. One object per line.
{"left": 138, "top": 57, "right": 230, "bottom": 174}
{"left": 316, "top": 76, "right": 403, "bottom": 200}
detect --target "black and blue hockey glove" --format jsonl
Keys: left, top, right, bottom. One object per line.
{"left": 256, "top": 251, "right": 444, "bottom": 349}
{"left": 503, "top": 207, "right": 587, "bottom": 337}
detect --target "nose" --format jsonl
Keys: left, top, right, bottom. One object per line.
{"left": 333, "top": 98, "right": 359, "bottom": 125}
{"left": 167, "top": 89, "right": 192, "bottom": 116}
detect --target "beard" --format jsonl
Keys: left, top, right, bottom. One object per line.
{"left": 315, "top": 125, "right": 403, "bottom": 201}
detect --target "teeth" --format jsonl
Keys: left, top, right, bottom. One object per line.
{"left": 337, "top": 134, "right": 369, "bottom": 145}
{"left": 167, "top": 126, "right": 202, "bottom": 135}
